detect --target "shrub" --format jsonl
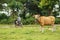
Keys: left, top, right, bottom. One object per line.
{"left": 55, "top": 17, "right": 60, "bottom": 24}
{"left": 22, "top": 17, "right": 35, "bottom": 25}
{"left": 0, "top": 19, "right": 7, "bottom": 24}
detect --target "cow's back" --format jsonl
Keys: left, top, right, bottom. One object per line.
{"left": 38, "top": 16, "right": 55, "bottom": 25}
{"left": 48, "top": 16, "right": 55, "bottom": 22}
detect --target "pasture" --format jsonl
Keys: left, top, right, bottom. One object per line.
{"left": 0, "top": 24, "right": 60, "bottom": 40}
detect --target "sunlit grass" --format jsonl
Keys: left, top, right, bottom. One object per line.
{"left": 0, "top": 24, "right": 60, "bottom": 40}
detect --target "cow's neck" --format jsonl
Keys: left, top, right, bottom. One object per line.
{"left": 36, "top": 17, "right": 40, "bottom": 22}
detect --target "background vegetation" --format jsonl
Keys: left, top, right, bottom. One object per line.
{"left": 0, "top": 0, "right": 60, "bottom": 24}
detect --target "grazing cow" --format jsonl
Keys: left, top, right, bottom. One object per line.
{"left": 33, "top": 14, "right": 55, "bottom": 32}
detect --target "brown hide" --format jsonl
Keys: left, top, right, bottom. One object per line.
{"left": 37, "top": 16, "right": 55, "bottom": 26}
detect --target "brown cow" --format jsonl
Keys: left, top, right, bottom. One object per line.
{"left": 33, "top": 14, "right": 56, "bottom": 33}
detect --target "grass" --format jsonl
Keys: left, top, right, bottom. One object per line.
{"left": 0, "top": 24, "right": 60, "bottom": 40}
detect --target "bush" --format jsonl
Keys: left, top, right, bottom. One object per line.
{"left": 55, "top": 18, "right": 60, "bottom": 24}
{"left": 0, "top": 14, "right": 60, "bottom": 24}
{"left": 22, "top": 17, "right": 35, "bottom": 25}
{"left": 0, "top": 19, "right": 7, "bottom": 24}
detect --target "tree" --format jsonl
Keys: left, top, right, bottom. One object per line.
{"left": 24, "top": 0, "right": 41, "bottom": 14}
{"left": 38, "top": 0, "right": 59, "bottom": 16}
{"left": 8, "top": 0, "right": 23, "bottom": 19}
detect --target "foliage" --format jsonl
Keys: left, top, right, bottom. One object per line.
{"left": 38, "top": 0, "right": 59, "bottom": 16}
{"left": 0, "top": 13, "right": 60, "bottom": 24}
{"left": 55, "top": 18, "right": 60, "bottom": 24}
{"left": 0, "top": 19, "right": 7, "bottom": 24}
{"left": 39, "top": 0, "right": 59, "bottom": 9}
{"left": 22, "top": 16, "right": 35, "bottom": 25}
{"left": 0, "top": 13, "right": 8, "bottom": 21}
{"left": 0, "top": 13, "right": 8, "bottom": 24}
{"left": 8, "top": 0, "right": 23, "bottom": 10}
{"left": 0, "top": 0, "right": 60, "bottom": 24}
{"left": 0, "top": 13, "right": 16, "bottom": 24}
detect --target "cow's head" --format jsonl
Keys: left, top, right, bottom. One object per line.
{"left": 33, "top": 14, "right": 40, "bottom": 19}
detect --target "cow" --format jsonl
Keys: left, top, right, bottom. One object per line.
{"left": 33, "top": 14, "right": 56, "bottom": 33}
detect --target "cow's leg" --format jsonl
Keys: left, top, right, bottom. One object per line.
{"left": 51, "top": 24, "right": 56, "bottom": 32}
{"left": 40, "top": 25, "right": 44, "bottom": 33}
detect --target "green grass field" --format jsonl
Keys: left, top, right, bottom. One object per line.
{"left": 0, "top": 24, "right": 60, "bottom": 40}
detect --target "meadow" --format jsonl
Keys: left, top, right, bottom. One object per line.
{"left": 0, "top": 24, "right": 60, "bottom": 40}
